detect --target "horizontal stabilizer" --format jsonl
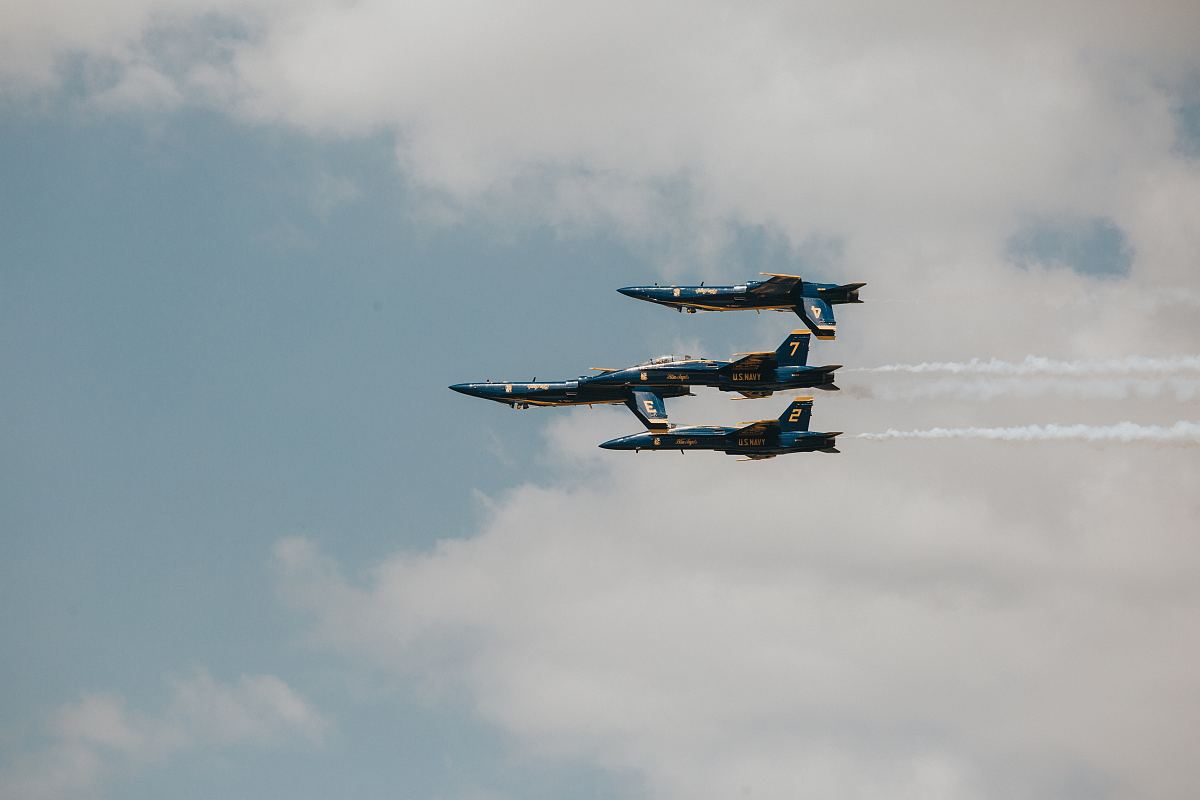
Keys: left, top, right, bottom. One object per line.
{"left": 817, "top": 282, "right": 866, "bottom": 304}
{"left": 837, "top": 282, "right": 866, "bottom": 302}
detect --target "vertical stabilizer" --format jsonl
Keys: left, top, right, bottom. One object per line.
{"left": 778, "top": 396, "right": 814, "bottom": 432}
{"left": 796, "top": 298, "right": 836, "bottom": 339}
{"left": 626, "top": 390, "right": 670, "bottom": 429}
{"left": 775, "top": 330, "right": 811, "bottom": 367}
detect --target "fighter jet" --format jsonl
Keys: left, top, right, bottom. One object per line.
{"left": 617, "top": 273, "right": 865, "bottom": 339}
{"left": 449, "top": 374, "right": 682, "bottom": 429}
{"left": 448, "top": 330, "right": 839, "bottom": 429}
{"left": 599, "top": 396, "right": 841, "bottom": 460}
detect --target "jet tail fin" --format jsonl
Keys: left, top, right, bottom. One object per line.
{"left": 778, "top": 396, "right": 814, "bottom": 432}
{"left": 774, "top": 330, "right": 811, "bottom": 367}
{"left": 795, "top": 298, "right": 836, "bottom": 340}
{"left": 626, "top": 390, "right": 669, "bottom": 430}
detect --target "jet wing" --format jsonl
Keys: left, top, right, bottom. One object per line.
{"left": 732, "top": 420, "right": 777, "bottom": 438}
{"left": 749, "top": 273, "right": 803, "bottom": 295}
{"left": 625, "top": 390, "right": 670, "bottom": 430}
{"left": 721, "top": 352, "right": 772, "bottom": 374}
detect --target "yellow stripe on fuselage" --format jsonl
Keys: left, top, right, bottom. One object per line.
{"left": 664, "top": 301, "right": 795, "bottom": 312}
{"left": 512, "top": 397, "right": 628, "bottom": 407}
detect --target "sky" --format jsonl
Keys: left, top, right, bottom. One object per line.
{"left": 2, "top": 2, "right": 1199, "bottom": 799}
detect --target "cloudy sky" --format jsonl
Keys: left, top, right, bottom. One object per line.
{"left": 3, "top": 2, "right": 1199, "bottom": 798}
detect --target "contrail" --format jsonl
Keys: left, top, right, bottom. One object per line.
{"left": 858, "top": 421, "right": 1200, "bottom": 443}
{"left": 853, "top": 355, "right": 1200, "bottom": 375}
{"left": 849, "top": 377, "right": 1200, "bottom": 402}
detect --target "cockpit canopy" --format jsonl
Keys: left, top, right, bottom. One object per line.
{"left": 637, "top": 354, "right": 693, "bottom": 366}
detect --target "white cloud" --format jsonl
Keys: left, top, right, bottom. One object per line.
{"left": 0, "top": 669, "right": 325, "bottom": 800}
{"left": 273, "top": 407, "right": 1200, "bottom": 798}
{"left": 3, "top": 1, "right": 1198, "bottom": 268}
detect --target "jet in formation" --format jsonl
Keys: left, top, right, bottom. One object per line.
{"left": 599, "top": 396, "right": 841, "bottom": 460}
{"left": 617, "top": 273, "right": 865, "bottom": 339}
{"left": 449, "top": 329, "right": 839, "bottom": 430}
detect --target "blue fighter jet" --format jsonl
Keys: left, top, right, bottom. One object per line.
{"left": 449, "top": 330, "right": 839, "bottom": 430}
{"left": 599, "top": 396, "right": 841, "bottom": 460}
{"left": 617, "top": 272, "right": 865, "bottom": 339}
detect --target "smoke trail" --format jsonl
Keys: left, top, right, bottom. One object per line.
{"left": 855, "top": 355, "right": 1200, "bottom": 375}
{"left": 851, "top": 377, "right": 1200, "bottom": 402}
{"left": 858, "top": 421, "right": 1200, "bottom": 443}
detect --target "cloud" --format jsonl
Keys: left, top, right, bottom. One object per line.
{"left": 3, "top": 1, "right": 1199, "bottom": 267}
{"left": 273, "top": 397, "right": 1200, "bottom": 798}
{"left": 0, "top": 669, "right": 325, "bottom": 800}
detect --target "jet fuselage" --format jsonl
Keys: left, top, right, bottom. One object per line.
{"left": 599, "top": 426, "right": 839, "bottom": 457}
{"left": 450, "top": 356, "right": 836, "bottom": 410}
{"left": 617, "top": 279, "right": 850, "bottom": 311}
{"left": 617, "top": 274, "right": 864, "bottom": 339}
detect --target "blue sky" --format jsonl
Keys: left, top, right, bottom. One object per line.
{"left": 3, "top": 4, "right": 1200, "bottom": 800}
{"left": 4, "top": 105, "right": 842, "bottom": 800}
{"left": 2, "top": 109, "right": 671, "bottom": 798}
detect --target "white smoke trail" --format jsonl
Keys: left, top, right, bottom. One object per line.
{"left": 865, "top": 288, "right": 1200, "bottom": 309}
{"left": 851, "top": 377, "right": 1200, "bottom": 402}
{"left": 858, "top": 421, "right": 1200, "bottom": 443}
{"left": 854, "top": 355, "right": 1200, "bottom": 375}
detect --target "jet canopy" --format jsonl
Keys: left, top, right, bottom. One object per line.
{"left": 637, "top": 354, "right": 694, "bottom": 366}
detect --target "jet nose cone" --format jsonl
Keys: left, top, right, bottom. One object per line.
{"left": 617, "top": 286, "right": 642, "bottom": 298}
{"left": 599, "top": 434, "right": 639, "bottom": 450}
{"left": 449, "top": 383, "right": 486, "bottom": 398}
